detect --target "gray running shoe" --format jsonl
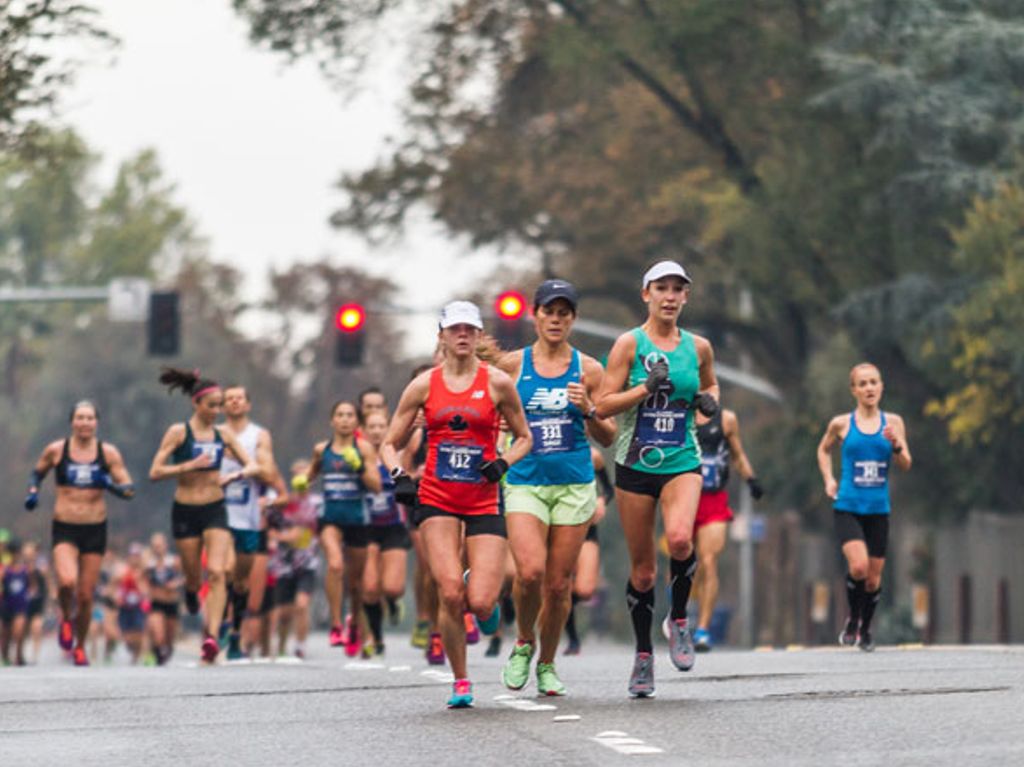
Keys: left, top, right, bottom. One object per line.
{"left": 839, "top": 619, "right": 858, "bottom": 647}
{"left": 857, "top": 630, "right": 875, "bottom": 652}
{"left": 628, "top": 652, "right": 655, "bottom": 698}
{"left": 668, "top": 618, "right": 696, "bottom": 671}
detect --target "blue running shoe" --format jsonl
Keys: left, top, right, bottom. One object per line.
{"left": 447, "top": 679, "right": 474, "bottom": 709}
{"left": 693, "top": 627, "right": 713, "bottom": 653}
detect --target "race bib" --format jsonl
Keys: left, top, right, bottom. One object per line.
{"left": 436, "top": 442, "right": 484, "bottom": 483}
{"left": 323, "top": 474, "right": 361, "bottom": 501}
{"left": 853, "top": 460, "right": 888, "bottom": 488}
{"left": 529, "top": 414, "right": 575, "bottom": 455}
{"left": 69, "top": 463, "right": 99, "bottom": 487}
{"left": 637, "top": 401, "right": 688, "bottom": 448}
{"left": 701, "top": 458, "right": 719, "bottom": 490}
{"left": 193, "top": 441, "right": 223, "bottom": 465}
{"left": 225, "top": 482, "right": 251, "bottom": 506}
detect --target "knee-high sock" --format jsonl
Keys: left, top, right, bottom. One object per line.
{"left": 364, "top": 602, "right": 383, "bottom": 645}
{"left": 626, "top": 583, "right": 655, "bottom": 654}
{"left": 860, "top": 588, "right": 881, "bottom": 632}
{"left": 669, "top": 552, "right": 698, "bottom": 621}
{"left": 846, "top": 576, "right": 866, "bottom": 624}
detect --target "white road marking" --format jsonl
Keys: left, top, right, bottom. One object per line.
{"left": 345, "top": 662, "right": 386, "bottom": 670}
{"left": 388, "top": 665, "right": 412, "bottom": 672}
{"left": 498, "top": 698, "right": 558, "bottom": 712}
{"left": 420, "top": 670, "right": 451, "bottom": 683}
{"left": 553, "top": 715, "right": 581, "bottom": 722}
{"left": 274, "top": 656, "right": 303, "bottom": 665}
{"left": 592, "top": 731, "right": 665, "bottom": 756}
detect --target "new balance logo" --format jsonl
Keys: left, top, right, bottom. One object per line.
{"left": 526, "top": 387, "right": 569, "bottom": 411}
{"left": 471, "top": 390, "right": 485, "bottom": 399}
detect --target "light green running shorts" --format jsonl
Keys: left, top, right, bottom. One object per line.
{"left": 503, "top": 482, "right": 596, "bottom": 526}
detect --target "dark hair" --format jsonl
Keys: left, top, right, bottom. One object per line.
{"left": 330, "top": 399, "right": 356, "bottom": 418}
{"left": 69, "top": 400, "right": 100, "bottom": 422}
{"left": 410, "top": 364, "right": 432, "bottom": 381}
{"left": 159, "top": 366, "right": 219, "bottom": 399}
{"left": 357, "top": 386, "right": 384, "bottom": 411}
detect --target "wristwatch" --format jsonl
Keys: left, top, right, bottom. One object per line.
{"left": 583, "top": 405, "right": 597, "bottom": 420}
{"left": 390, "top": 466, "right": 407, "bottom": 479}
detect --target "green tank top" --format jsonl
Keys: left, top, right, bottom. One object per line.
{"left": 614, "top": 327, "right": 701, "bottom": 475}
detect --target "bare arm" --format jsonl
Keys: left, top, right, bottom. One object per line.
{"left": 305, "top": 442, "right": 327, "bottom": 482}
{"left": 150, "top": 424, "right": 209, "bottom": 481}
{"left": 356, "top": 437, "right": 383, "bottom": 493}
{"left": 400, "top": 424, "right": 425, "bottom": 476}
{"left": 883, "top": 414, "right": 912, "bottom": 471}
{"left": 816, "top": 416, "right": 845, "bottom": 499}
{"left": 102, "top": 444, "right": 136, "bottom": 499}
{"left": 594, "top": 332, "right": 646, "bottom": 419}
{"left": 722, "top": 410, "right": 756, "bottom": 480}
{"left": 491, "top": 368, "right": 533, "bottom": 467}
{"left": 28, "top": 442, "right": 61, "bottom": 492}
{"left": 251, "top": 430, "right": 278, "bottom": 484}
{"left": 575, "top": 355, "right": 616, "bottom": 447}
{"left": 694, "top": 335, "right": 721, "bottom": 406}
{"left": 381, "top": 373, "right": 431, "bottom": 475}
{"left": 220, "top": 429, "right": 259, "bottom": 484}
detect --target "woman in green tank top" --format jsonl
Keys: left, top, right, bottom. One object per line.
{"left": 595, "top": 260, "right": 719, "bottom": 698}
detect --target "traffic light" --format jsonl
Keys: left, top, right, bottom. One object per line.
{"left": 494, "top": 290, "right": 526, "bottom": 349}
{"left": 335, "top": 303, "right": 366, "bottom": 367}
{"left": 148, "top": 291, "right": 180, "bottom": 357}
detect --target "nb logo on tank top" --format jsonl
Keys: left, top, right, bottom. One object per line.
{"left": 471, "top": 390, "right": 485, "bottom": 399}
{"left": 526, "top": 387, "right": 569, "bottom": 411}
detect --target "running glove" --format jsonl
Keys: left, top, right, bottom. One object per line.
{"left": 693, "top": 392, "right": 719, "bottom": 417}
{"left": 100, "top": 473, "right": 135, "bottom": 499}
{"left": 644, "top": 360, "right": 670, "bottom": 393}
{"left": 393, "top": 474, "right": 418, "bottom": 506}
{"left": 340, "top": 445, "right": 363, "bottom": 472}
{"left": 24, "top": 489, "right": 38, "bottom": 511}
{"left": 479, "top": 458, "right": 509, "bottom": 483}
{"left": 747, "top": 477, "right": 764, "bottom": 500}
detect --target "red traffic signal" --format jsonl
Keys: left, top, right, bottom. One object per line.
{"left": 335, "top": 303, "right": 366, "bottom": 333}
{"left": 495, "top": 290, "right": 526, "bottom": 320}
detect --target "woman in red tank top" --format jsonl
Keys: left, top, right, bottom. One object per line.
{"left": 382, "top": 301, "right": 532, "bottom": 709}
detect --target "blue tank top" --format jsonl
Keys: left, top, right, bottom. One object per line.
{"left": 321, "top": 441, "right": 367, "bottom": 526}
{"left": 506, "top": 347, "right": 594, "bottom": 486}
{"left": 171, "top": 422, "right": 225, "bottom": 472}
{"left": 834, "top": 411, "right": 892, "bottom": 516}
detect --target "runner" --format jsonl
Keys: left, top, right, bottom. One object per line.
{"left": 595, "top": 261, "right": 719, "bottom": 698}
{"left": 382, "top": 300, "right": 532, "bottom": 709}
{"left": 23, "top": 541, "right": 50, "bottom": 665}
{"left": 362, "top": 411, "right": 411, "bottom": 657}
{"left": 115, "top": 543, "right": 147, "bottom": 665}
{"left": 144, "top": 532, "right": 183, "bottom": 665}
{"left": 817, "top": 362, "right": 912, "bottom": 652}
{"left": 479, "top": 279, "right": 616, "bottom": 696}
{"left": 304, "top": 400, "right": 382, "bottom": 656}
{"left": 358, "top": 386, "right": 389, "bottom": 424}
{"left": 220, "top": 384, "right": 279, "bottom": 660}
{"left": 271, "top": 461, "right": 322, "bottom": 659}
{"left": 686, "top": 408, "right": 763, "bottom": 651}
{"left": 1, "top": 540, "right": 30, "bottom": 666}
{"left": 564, "top": 446, "right": 613, "bottom": 655}
{"left": 24, "top": 400, "right": 134, "bottom": 666}
{"left": 149, "top": 367, "right": 260, "bottom": 664}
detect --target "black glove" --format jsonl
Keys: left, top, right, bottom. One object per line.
{"left": 24, "top": 489, "right": 39, "bottom": 512}
{"left": 644, "top": 359, "right": 670, "bottom": 393}
{"left": 747, "top": 477, "right": 764, "bottom": 500}
{"left": 101, "top": 473, "right": 135, "bottom": 500}
{"left": 693, "top": 392, "right": 719, "bottom": 417}
{"left": 394, "top": 474, "right": 419, "bottom": 506}
{"left": 479, "top": 458, "right": 509, "bottom": 483}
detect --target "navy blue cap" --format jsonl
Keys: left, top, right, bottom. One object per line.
{"left": 533, "top": 279, "right": 579, "bottom": 311}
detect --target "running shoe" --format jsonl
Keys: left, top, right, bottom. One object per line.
{"left": 411, "top": 620, "right": 430, "bottom": 649}
{"left": 667, "top": 618, "right": 696, "bottom": 671}
{"left": 362, "top": 639, "right": 384, "bottom": 659}
{"left": 693, "top": 627, "right": 713, "bottom": 653}
{"left": 387, "top": 598, "right": 405, "bottom": 626}
{"left": 478, "top": 603, "right": 501, "bottom": 636}
{"left": 857, "top": 630, "right": 875, "bottom": 653}
{"left": 227, "top": 633, "right": 247, "bottom": 661}
{"left": 660, "top": 614, "right": 671, "bottom": 641}
{"left": 839, "top": 619, "right": 858, "bottom": 647}
{"left": 464, "top": 612, "right": 480, "bottom": 645}
{"left": 58, "top": 619, "right": 74, "bottom": 651}
{"left": 501, "top": 640, "right": 534, "bottom": 690}
{"left": 447, "top": 678, "right": 474, "bottom": 709}
{"left": 340, "top": 614, "right": 353, "bottom": 645}
{"left": 184, "top": 590, "right": 200, "bottom": 616}
{"left": 484, "top": 636, "right": 502, "bottom": 658}
{"left": 628, "top": 652, "right": 655, "bottom": 698}
{"left": 536, "top": 662, "right": 567, "bottom": 697}
{"left": 344, "top": 617, "right": 361, "bottom": 658}
{"left": 563, "top": 638, "right": 581, "bottom": 656}
{"left": 217, "top": 621, "right": 231, "bottom": 650}
{"left": 200, "top": 636, "right": 220, "bottom": 664}
{"left": 329, "top": 624, "right": 345, "bottom": 647}
{"left": 72, "top": 647, "right": 89, "bottom": 667}
{"left": 426, "top": 633, "right": 446, "bottom": 665}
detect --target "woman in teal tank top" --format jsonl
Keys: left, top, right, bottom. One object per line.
{"left": 595, "top": 261, "right": 719, "bottom": 698}
{"left": 817, "top": 363, "right": 912, "bottom": 652}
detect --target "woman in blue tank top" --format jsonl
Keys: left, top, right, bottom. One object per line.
{"left": 817, "top": 363, "right": 912, "bottom": 652}
{"left": 479, "top": 279, "right": 615, "bottom": 697}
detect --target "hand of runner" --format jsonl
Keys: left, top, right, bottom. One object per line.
{"left": 644, "top": 359, "right": 669, "bottom": 393}
{"left": 747, "top": 477, "right": 764, "bottom": 500}
{"left": 824, "top": 477, "right": 838, "bottom": 499}
{"left": 479, "top": 458, "right": 509, "bottom": 483}
{"left": 340, "top": 445, "right": 363, "bottom": 472}
{"left": 186, "top": 452, "right": 213, "bottom": 472}
{"left": 882, "top": 424, "right": 903, "bottom": 452}
{"left": 24, "top": 487, "right": 38, "bottom": 511}
{"left": 693, "top": 391, "right": 719, "bottom": 417}
{"left": 567, "top": 380, "right": 588, "bottom": 410}
{"left": 393, "top": 473, "right": 418, "bottom": 506}
{"left": 219, "top": 470, "right": 244, "bottom": 487}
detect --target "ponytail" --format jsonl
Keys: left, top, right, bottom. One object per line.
{"left": 159, "top": 366, "right": 219, "bottom": 401}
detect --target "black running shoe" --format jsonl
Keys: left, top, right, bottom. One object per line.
{"left": 857, "top": 630, "right": 875, "bottom": 652}
{"left": 484, "top": 636, "right": 502, "bottom": 657}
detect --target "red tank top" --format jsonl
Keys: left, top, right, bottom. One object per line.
{"left": 418, "top": 363, "right": 500, "bottom": 516}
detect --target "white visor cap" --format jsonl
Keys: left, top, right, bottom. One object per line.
{"left": 642, "top": 260, "right": 692, "bottom": 289}
{"left": 439, "top": 300, "right": 484, "bottom": 330}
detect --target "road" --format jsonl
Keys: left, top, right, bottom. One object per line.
{"left": 1, "top": 636, "right": 1021, "bottom": 766}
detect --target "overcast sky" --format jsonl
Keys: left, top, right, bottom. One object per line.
{"left": 62, "top": 0, "right": 516, "bottom": 355}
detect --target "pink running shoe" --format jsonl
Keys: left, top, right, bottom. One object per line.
{"left": 201, "top": 636, "right": 220, "bottom": 664}
{"left": 426, "top": 633, "right": 446, "bottom": 666}
{"left": 464, "top": 612, "right": 480, "bottom": 645}
{"left": 344, "top": 617, "right": 361, "bottom": 658}
{"left": 329, "top": 624, "right": 345, "bottom": 647}
{"left": 72, "top": 647, "right": 89, "bottom": 667}
{"left": 58, "top": 619, "right": 74, "bottom": 651}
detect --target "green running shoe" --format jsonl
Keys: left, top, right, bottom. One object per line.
{"left": 501, "top": 640, "right": 534, "bottom": 690}
{"left": 536, "top": 662, "right": 566, "bottom": 697}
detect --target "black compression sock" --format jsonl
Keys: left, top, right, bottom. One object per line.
{"left": 846, "top": 576, "right": 866, "bottom": 624}
{"left": 860, "top": 588, "right": 881, "bottom": 633}
{"left": 365, "top": 602, "right": 383, "bottom": 644}
{"left": 502, "top": 593, "right": 516, "bottom": 625}
{"left": 626, "top": 583, "right": 655, "bottom": 654}
{"left": 669, "top": 552, "right": 698, "bottom": 621}
{"left": 565, "top": 595, "right": 580, "bottom": 645}
{"left": 385, "top": 597, "right": 399, "bottom": 620}
{"left": 232, "top": 588, "right": 248, "bottom": 632}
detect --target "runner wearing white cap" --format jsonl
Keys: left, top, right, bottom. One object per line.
{"left": 595, "top": 261, "right": 720, "bottom": 698}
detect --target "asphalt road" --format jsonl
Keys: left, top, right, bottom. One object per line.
{"left": 2, "top": 635, "right": 1022, "bottom": 766}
